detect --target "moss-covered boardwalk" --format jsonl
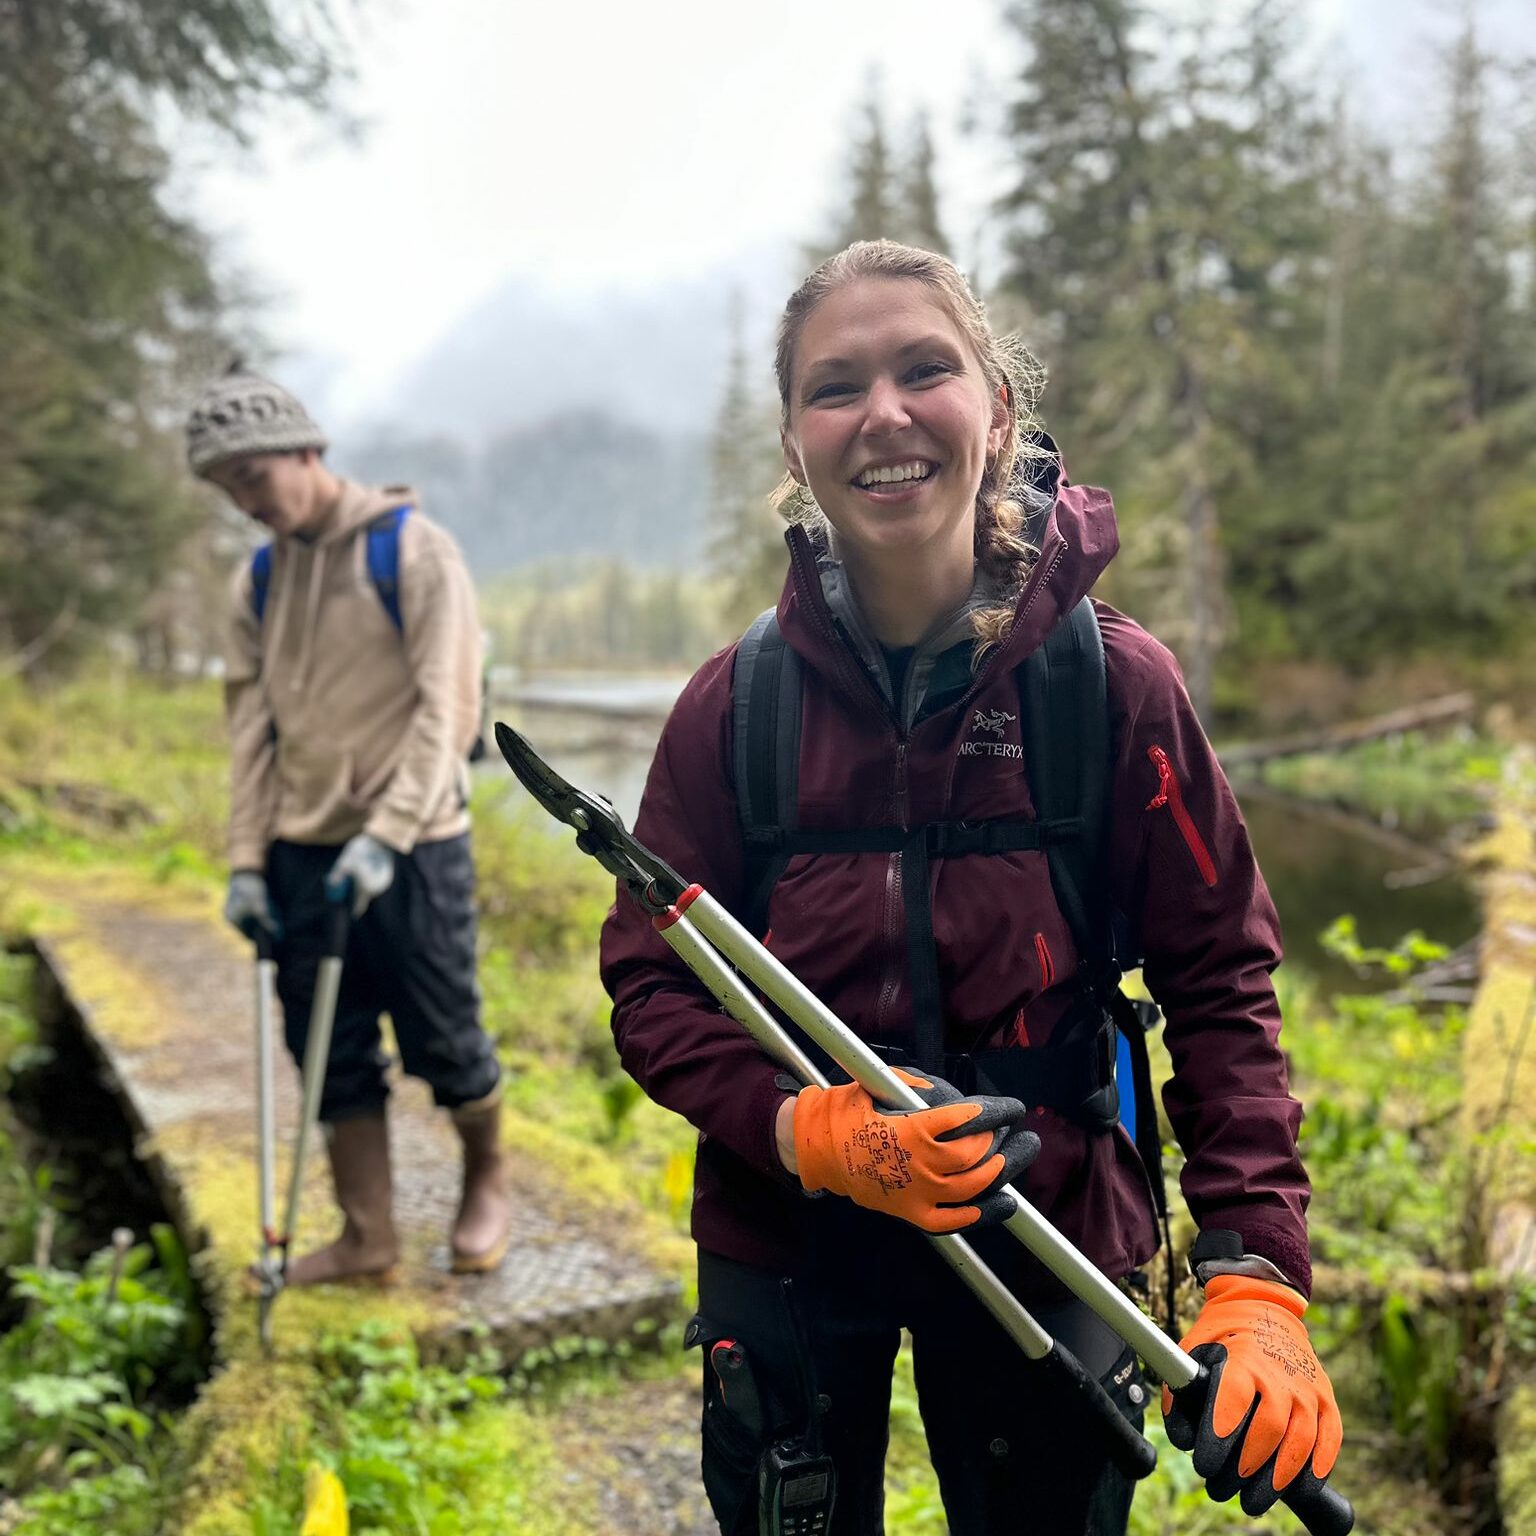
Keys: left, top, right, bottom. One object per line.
{"left": 19, "top": 869, "right": 682, "bottom": 1364}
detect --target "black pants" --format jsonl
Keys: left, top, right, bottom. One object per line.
{"left": 693, "top": 1217, "right": 1144, "bottom": 1536}
{"left": 266, "top": 835, "right": 501, "bottom": 1122}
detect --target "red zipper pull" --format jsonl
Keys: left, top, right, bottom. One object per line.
{"left": 1145, "top": 746, "right": 1174, "bottom": 811}
{"left": 1144, "top": 745, "right": 1218, "bottom": 887}
{"left": 1011, "top": 1008, "right": 1032, "bottom": 1047}
{"left": 1034, "top": 932, "right": 1055, "bottom": 990}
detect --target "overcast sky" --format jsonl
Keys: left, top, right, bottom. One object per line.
{"left": 174, "top": 0, "right": 1532, "bottom": 432}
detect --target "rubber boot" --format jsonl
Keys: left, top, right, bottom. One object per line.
{"left": 449, "top": 1094, "right": 513, "bottom": 1274}
{"left": 283, "top": 1112, "right": 400, "bottom": 1286}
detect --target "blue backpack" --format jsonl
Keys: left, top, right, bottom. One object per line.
{"left": 249, "top": 505, "right": 488, "bottom": 763}
{"left": 249, "top": 504, "right": 410, "bottom": 631}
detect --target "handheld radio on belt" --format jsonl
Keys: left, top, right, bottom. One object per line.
{"left": 756, "top": 1279, "right": 836, "bottom": 1536}
{"left": 705, "top": 1278, "right": 838, "bottom": 1536}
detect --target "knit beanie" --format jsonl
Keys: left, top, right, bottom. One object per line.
{"left": 185, "top": 361, "right": 328, "bottom": 476}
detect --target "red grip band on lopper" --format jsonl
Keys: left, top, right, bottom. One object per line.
{"left": 652, "top": 883, "right": 704, "bottom": 931}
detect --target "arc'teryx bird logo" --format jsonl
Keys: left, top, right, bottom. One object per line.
{"left": 960, "top": 707, "right": 1023, "bottom": 759}
{"left": 972, "top": 708, "right": 1015, "bottom": 738}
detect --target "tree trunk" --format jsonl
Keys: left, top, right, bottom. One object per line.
{"left": 1177, "top": 356, "right": 1220, "bottom": 724}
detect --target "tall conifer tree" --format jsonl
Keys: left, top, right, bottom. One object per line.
{"left": 995, "top": 0, "right": 1325, "bottom": 718}
{"left": 809, "top": 90, "right": 901, "bottom": 262}
{"left": 0, "top": 0, "right": 346, "bottom": 679}
{"left": 903, "top": 112, "right": 951, "bottom": 255}
{"left": 707, "top": 292, "right": 786, "bottom": 632}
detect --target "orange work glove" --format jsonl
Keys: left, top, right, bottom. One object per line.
{"left": 1162, "top": 1275, "right": 1343, "bottom": 1516}
{"left": 792, "top": 1067, "right": 1038, "bottom": 1234}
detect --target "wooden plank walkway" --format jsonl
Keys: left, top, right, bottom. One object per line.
{"left": 22, "top": 877, "right": 682, "bottom": 1363}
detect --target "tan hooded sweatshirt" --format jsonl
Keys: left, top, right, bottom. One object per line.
{"left": 223, "top": 480, "right": 483, "bottom": 870}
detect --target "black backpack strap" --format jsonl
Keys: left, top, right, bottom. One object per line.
{"left": 1019, "top": 597, "right": 1113, "bottom": 980}
{"left": 1020, "top": 600, "right": 1171, "bottom": 1303}
{"left": 748, "top": 821, "right": 1066, "bottom": 859}
{"left": 733, "top": 609, "right": 802, "bottom": 935}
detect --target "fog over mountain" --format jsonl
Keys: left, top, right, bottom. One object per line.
{"left": 340, "top": 410, "right": 713, "bottom": 576}
{"left": 394, "top": 259, "right": 790, "bottom": 439}
{"left": 331, "top": 251, "right": 792, "bottom": 573}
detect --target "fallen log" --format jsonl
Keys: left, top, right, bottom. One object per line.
{"left": 1235, "top": 780, "right": 1459, "bottom": 874}
{"left": 1218, "top": 692, "right": 1476, "bottom": 770}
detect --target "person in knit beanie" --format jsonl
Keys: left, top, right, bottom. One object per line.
{"left": 188, "top": 362, "right": 514, "bottom": 1288}
{"left": 186, "top": 362, "right": 329, "bottom": 475}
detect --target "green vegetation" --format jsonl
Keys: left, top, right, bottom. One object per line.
{"left": 0, "top": 1229, "right": 202, "bottom": 1529}
{"left": 480, "top": 565, "right": 726, "bottom": 673}
{"left": 0, "top": 672, "right": 705, "bottom": 1532}
{"left": 5, "top": 653, "right": 1533, "bottom": 1532}
{"left": 1254, "top": 729, "right": 1507, "bottom": 837}
{"left": 0, "top": 671, "right": 229, "bottom": 880}
{"left": 243, "top": 1324, "right": 593, "bottom": 1536}
{"left": 0, "top": 951, "right": 51, "bottom": 1274}
{"left": 988, "top": 3, "right": 1536, "bottom": 723}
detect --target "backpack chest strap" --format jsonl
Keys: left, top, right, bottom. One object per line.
{"left": 744, "top": 818, "right": 1083, "bottom": 859}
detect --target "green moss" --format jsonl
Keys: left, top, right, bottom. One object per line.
{"left": 1461, "top": 769, "right": 1536, "bottom": 1213}
{"left": 1500, "top": 1379, "right": 1536, "bottom": 1536}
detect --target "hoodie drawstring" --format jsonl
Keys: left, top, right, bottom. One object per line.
{"left": 292, "top": 544, "right": 329, "bottom": 692}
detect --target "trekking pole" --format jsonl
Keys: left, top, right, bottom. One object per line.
{"left": 254, "top": 901, "right": 350, "bottom": 1347}
{"left": 494, "top": 724, "right": 1354, "bottom": 1534}
{"left": 254, "top": 926, "right": 280, "bottom": 1350}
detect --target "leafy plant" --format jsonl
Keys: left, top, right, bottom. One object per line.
{"left": 1319, "top": 916, "right": 1450, "bottom": 978}
{"left": 302, "top": 1323, "right": 526, "bottom": 1534}
{"left": 0, "top": 1229, "right": 199, "bottom": 1493}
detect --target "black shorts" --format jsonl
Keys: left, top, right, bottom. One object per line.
{"left": 266, "top": 834, "right": 501, "bottom": 1121}
{"left": 691, "top": 1215, "right": 1145, "bottom": 1536}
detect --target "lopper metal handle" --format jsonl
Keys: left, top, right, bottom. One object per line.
{"left": 655, "top": 896, "right": 1157, "bottom": 1480}
{"left": 253, "top": 926, "right": 280, "bottom": 1350}
{"left": 488, "top": 725, "right": 1346, "bottom": 1524}
{"left": 278, "top": 903, "right": 350, "bottom": 1267}
{"left": 679, "top": 884, "right": 1359, "bottom": 1524}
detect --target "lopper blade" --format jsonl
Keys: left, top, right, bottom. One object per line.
{"left": 492, "top": 722, "right": 685, "bottom": 907}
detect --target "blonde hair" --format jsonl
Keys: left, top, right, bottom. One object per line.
{"left": 771, "top": 240, "right": 1052, "bottom": 657}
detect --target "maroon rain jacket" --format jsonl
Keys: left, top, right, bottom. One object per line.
{"left": 599, "top": 483, "right": 1313, "bottom": 1297}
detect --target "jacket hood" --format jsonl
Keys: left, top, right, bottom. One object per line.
{"left": 776, "top": 458, "right": 1119, "bottom": 718}
{"left": 260, "top": 480, "right": 420, "bottom": 698}
{"left": 305, "top": 479, "right": 417, "bottom": 546}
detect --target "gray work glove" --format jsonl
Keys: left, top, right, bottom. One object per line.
{"left": 324, "top": 833, "right": 396, "bottom": 917}
{"left": 225, "top": 871, "right": 280, "bottom": 942}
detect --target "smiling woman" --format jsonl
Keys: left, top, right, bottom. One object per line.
{"left": 599, "top": 239, "right": 1346, "bottom": 1536}
{"left": 771, "top": 242, "right": 1052, "bottom": 656}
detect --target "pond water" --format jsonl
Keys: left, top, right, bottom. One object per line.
{"left": 485, "top": 680, "right": 1481, "bottom": 999}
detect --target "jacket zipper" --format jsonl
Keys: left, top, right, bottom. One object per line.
{"left": 1145, "top": 745, "right": 1218, "bottom": 887}
{"left": 949, "top": 530, "right": 1069, "bottom": 721}
{"left": 787, "top": 530, "right": 891, "bottom": 720}
{"left": 874, "top": 737, "right": 910, "bottom": 1036}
